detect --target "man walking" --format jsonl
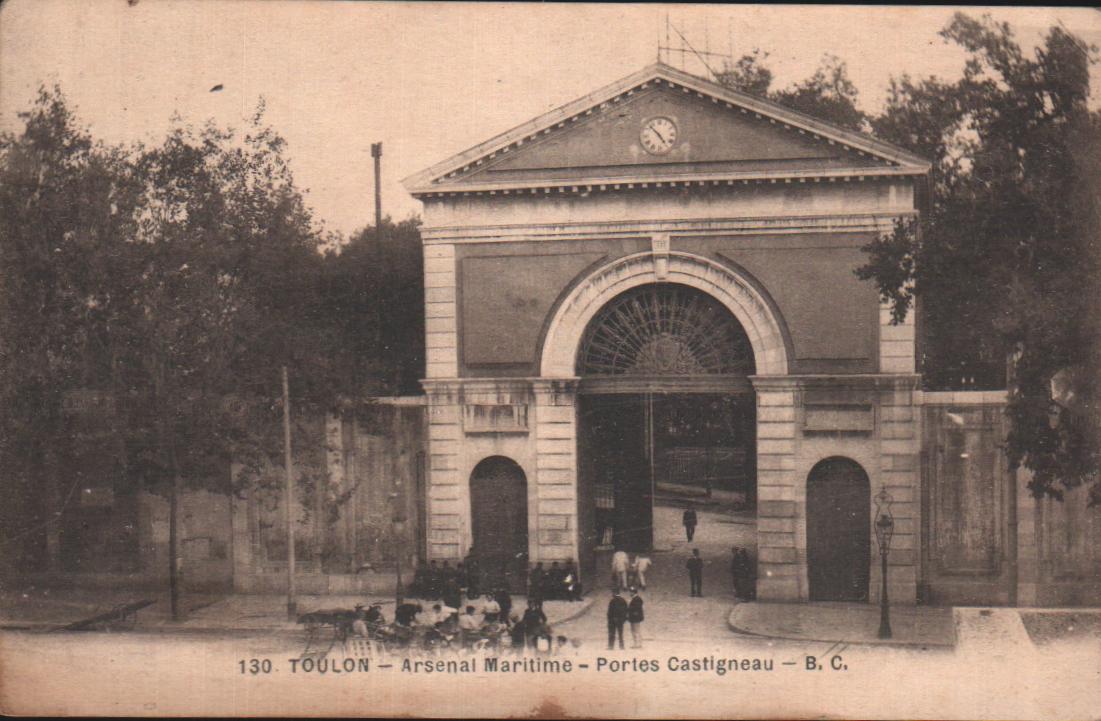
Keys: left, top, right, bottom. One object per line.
{"left": 611, "top": 548, "right": 630, "bottom": 591}
{"left": 634, "top": 554, "right": 652, "bottom": 590}
{"left": 606, "top": 589, "right": 628, "bottom": 650}
{"left": 686, "top": 548, "right": 704, "bottom": 597}
{"left": 682, "top": 508, "right": 698, "bottom": 542}
{"left": 627, "top": 588, "right": 645, "bottom": 649}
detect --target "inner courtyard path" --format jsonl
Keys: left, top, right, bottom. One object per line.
{"left": 560, "top": 503, "right": 756, "bottom": 649}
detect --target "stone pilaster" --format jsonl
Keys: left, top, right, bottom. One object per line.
{"left": 532, "top": 379, "right": 580, "bottom": 564}
{"left": 751, "top": 376, "right": 802, "bottom": 601}
{"left": 873, "top": 375, "right": 921, "bottom": 604}
{"left": 423, "top": 243, "right": 458, "bottom": 379}
{"left": 879, "top": 300, "right": 915, "bottom": 374}
{"left": 421, "top": 380, "right": 465, "bottom": 560}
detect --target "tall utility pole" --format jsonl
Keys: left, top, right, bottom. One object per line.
{"left": 370, "top": 142, "right": 384, "bottom": 392}
{"left": 282, "top": 366, "right": 297, "bottom": 620}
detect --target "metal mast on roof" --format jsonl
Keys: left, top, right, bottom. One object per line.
{"left": 658, "top": 16, "right": 735, "bottom": 81}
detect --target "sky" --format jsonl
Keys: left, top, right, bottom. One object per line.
{"left": 2, "top": 2, "right": 1099, "bottom": 236}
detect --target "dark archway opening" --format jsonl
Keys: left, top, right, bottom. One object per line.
{"left": 807, "top": 457, "right": 871, "bottom": 601}
{"left": 574, "top": 283, "right": 757, "bottom": 583}
{"left": 469, "top": 456, "right": 528, "bottom": 593}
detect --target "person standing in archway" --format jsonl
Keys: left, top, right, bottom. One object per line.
{"left": 627, "top": 588, "right": 645, "bottom": 648}
{"left": 606, "top": 589, "right": 628, "bottom": 650}
{"left": 682, "top": 508, "right": 698, "bottom": 542}
{"left": 611, "top": 549, "right": 630, "bottom": 591}
{"left": 687, "top": 548, "right": 704, "bottom": 597}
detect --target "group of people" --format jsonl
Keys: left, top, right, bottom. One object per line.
{"left": 527, "top": 560, "right": 583, "bottom": 602}
{"left": 366, "top": 595, "right": 563, "bottom": 654}
{"left": 410, "top": 559, "right": 482, "bottom": 602}
{"left": 609, "top": 550, "right": 652, "bottom": 592}
{"left": 606, "top": 586, "right": 645, "bottom": 649}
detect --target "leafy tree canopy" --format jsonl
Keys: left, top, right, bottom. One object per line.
{"left": 858, "top": 13, "right": 1101, "bottom": 503}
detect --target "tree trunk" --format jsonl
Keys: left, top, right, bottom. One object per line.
{"left": 156, "top": 358, "right": 183, "bottom": 621}
{"left": 41, "top": 441, "right": 62, "bottom": 573}
{"left": 168, "top": 436, "right": 182, "bottom": 620}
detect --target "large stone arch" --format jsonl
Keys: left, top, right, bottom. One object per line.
{"left": 540, "top": 251, "right": 790, "bottom": 378}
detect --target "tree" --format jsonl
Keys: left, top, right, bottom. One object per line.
{"left": 717, "top": 52, "right": 868, "bottom": 132}
{"left": 0, "top": 88, "right": 374, "bottom": 613}
{"left": 858, "top": 13, "right": 1101, "bottom": 504}
{"left": 321, "top": 217, "right": 425, "bottom": 397}
{"left": 0, "top": 87, "right": 143, "bottom": 571}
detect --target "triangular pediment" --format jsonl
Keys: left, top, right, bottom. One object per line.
{"left": 404, "top": 63, "right": 929, "bottom": 196}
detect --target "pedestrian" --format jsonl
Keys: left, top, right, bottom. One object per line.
{"left": 634, "top": 553, "right": 652, "bottom": 590}
{"left": 395, "top": 601, "right": 423, "bottom": 627}
{"left": 611, "top": 548, "right": 629, "bottom": 591}
{"left": 521, "top": 599, "right": 547, "bottom": 648}
{"left": 442, "top": 577, "right": 462, "bottom": 620}
{"left": 495, "top": 586, "right": 513, "bottom": 625}
{"left": 683, "top": 508, "right": 698, "bottom": 542}
{"left": 528, "top": 562, "right": 547, "bottom": 602}
{"left": 509, "top": 615, "right": 526, "bottom": 655}
{"left": 627, "top": 587, "right": 644, "bottom": 648}
{"left": 606, "top": 589, "right": 628, "bottom": 650}
{"left": 738, "top": 548, "right": 756, "bottom": 600}
{"left": 687, "top": 548, "right": 704, "bottom": 597}
{"left": 482, "top": 592, "right": 501, "bottom": 622}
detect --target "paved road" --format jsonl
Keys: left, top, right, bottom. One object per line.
{"left": 3, "top": 505, "right": 1098, "bottom": 717}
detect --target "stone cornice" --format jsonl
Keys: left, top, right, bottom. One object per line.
{"left": 751, "top": 374, "right": 922, "bottom": 391}
{"left": 404, "top": 63, "right": 930, "bottom": 194}
{"left": 421, "top": 212, "right": 914, "bottom": 243}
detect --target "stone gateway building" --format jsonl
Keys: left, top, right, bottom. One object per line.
{"left": 404, "top": 63, "right": 932, "bottom": 603}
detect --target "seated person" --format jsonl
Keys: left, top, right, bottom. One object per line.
{"left": 458, "top": 605, "right": 482, "bottom": 646}
{"left": 442, "top": 578, "right": 463, "bottom": 614}
{"left": 528, "top": 563, "right": 547, "bottom": 602}
{"left": 509, "top": 616, "right": 526, "bottom": 654}
{"left": 394, "top": 602, "right": 422, "bottom": 627}
{"left": 425, "top": 560, "right": 441, "bottom": 598}
{"left": 411, "top": 563, "right": 431, "bottom": 597}
{"left": 351, "top": 606, "right": 370, "bottom": 638}
{"left": 562, "top": 561, "right": 583, "bottom": 600}
{"left": 365, "top": 603, "right": 384, "bottom": 624}
{"left": 546, "top": 561, "right": 566, "bottom": 600}
{"left": 482, "top": 593, "right": 501, "bottom": 622}
{"left": 494, "top": 587, "right": 513, "bottom": 625}
{"left": 440, "top": 560, "right": 457, "bottom": 587}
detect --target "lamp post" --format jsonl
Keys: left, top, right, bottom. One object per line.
{"left": 389, "top": 491, "right": 406, "bottom": 607}
{"left": 874, "top": 489, "right": 895, "bottom": 640}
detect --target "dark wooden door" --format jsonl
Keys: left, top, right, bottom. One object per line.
{"left": 470, "top": 457, "right": 528, "bottom": 592}
{"left": 807, "top": 458, "right": 871, "bottom": 601}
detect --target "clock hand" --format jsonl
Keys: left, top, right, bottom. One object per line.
{"left": 652, "top": 127, "right": 668, "bottom": 144}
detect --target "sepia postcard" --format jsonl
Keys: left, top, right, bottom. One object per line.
{"left": 1, "top": 2, "right": 1099, "bottom": 718}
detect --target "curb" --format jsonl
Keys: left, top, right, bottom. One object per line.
{"left": 548, "top": 597, "right": 596, "bottom": 627}
{"left": 725, "top": 606, "right": 957, "bottom": 650}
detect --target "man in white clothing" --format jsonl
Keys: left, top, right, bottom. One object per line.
{"left": 611, "top": 549, "right": 629, "bottom": 591}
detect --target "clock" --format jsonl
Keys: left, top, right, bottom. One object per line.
{"left": 640, "top": 117, "right": 677, "bottom": 155}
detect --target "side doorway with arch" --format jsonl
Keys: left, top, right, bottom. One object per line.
{"left": 806, "top": 457, "right": 871, "bottom": 601}
{"left": 469, "top": 456, "right": 529, "bottom": 593}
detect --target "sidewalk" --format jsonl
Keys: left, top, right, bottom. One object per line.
{"left": 158, "top": 593, "right": 595, "bottom": 634}
{"left": 728, "top": 601, "right": 957, "bottom": 648}
{"left": 1, "top": 586, "right": 594, "bottom": 635}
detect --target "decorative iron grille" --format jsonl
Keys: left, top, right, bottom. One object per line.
{"left": 577, "top": 284, "right": 755, "bottom": 376}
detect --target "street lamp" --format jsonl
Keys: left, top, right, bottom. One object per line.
{"left": 874, "top": 489, "right": 895, "bottom": 640}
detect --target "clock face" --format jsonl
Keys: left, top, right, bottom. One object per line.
{"left": 640, "top": 117, "right": 678, "bottom": 155}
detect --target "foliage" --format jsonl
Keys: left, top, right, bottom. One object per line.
{"left": 0, "top": 87, "right": 427, "bottom": 578}
{"left": 717, "top": 52, "right": 868, "bottom": 132}
{"left": 858, "top": 13, "right": 1101, "bottom": 502}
